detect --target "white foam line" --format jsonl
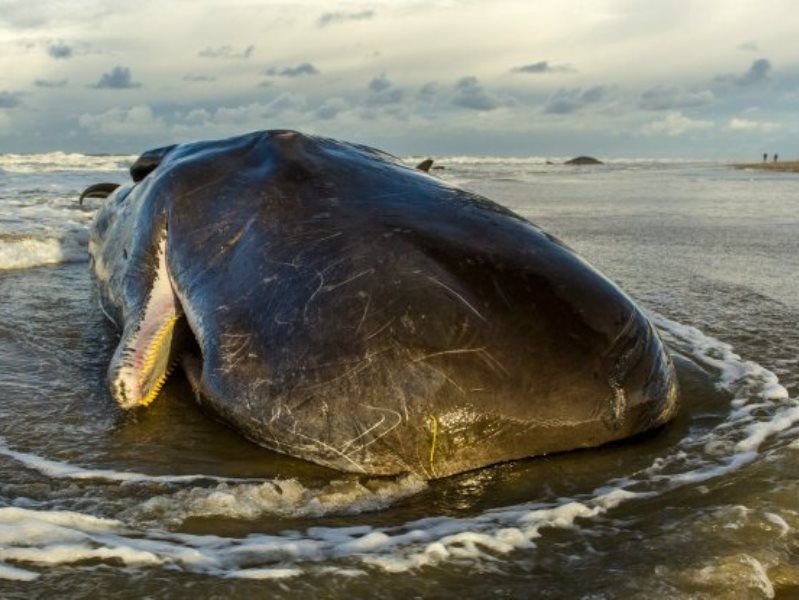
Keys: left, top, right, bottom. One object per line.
{"left": 0, "top": 437, "right": 266, "bottom": 485}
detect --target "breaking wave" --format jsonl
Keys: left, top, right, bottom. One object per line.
{"left": 0, "top": 232, "right": 88, "bottom": 271}
{"left": 0, "top": 152, "right": 134, "bottom": 174}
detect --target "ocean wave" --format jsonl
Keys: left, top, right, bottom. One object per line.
{"left": 0, "top": 152, "right": 134, "bottom": 174}
{"left": 0, "top": 313, "right": 795, "bottom": 581}
{"left": 0, "top": 232, "right": 88, "bottom": 270}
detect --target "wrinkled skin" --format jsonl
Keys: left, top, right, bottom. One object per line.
{"left": 87, "top": 130, "right": 679, "bottom": 479}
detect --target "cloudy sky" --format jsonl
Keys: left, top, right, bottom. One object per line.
{"left": 0, "top": 0, "right": 797, "bottom": 157}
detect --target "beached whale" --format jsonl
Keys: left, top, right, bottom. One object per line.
{"left": 85, "top": 130, "right": 678, "bottom": 479}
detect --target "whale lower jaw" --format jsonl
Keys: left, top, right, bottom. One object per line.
{"left": 108, "top": 235, "right": 188, "bottom": 409}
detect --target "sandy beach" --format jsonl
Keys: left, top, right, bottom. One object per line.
{"left": 733, "top": 161, "right": 799, "bottom": 173}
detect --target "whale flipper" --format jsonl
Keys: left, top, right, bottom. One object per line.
{"left": 416, "top": 158, "right": 434, "bottom": 172}
{"left": 79, "top": 182, "right": 120, "bottom": 205}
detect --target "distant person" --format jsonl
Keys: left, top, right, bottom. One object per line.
{"left": 774, "top": 153, "right": 779, "bottom": 162}
{"left": 763, "top": 153, "right": 768, "bottom": 162}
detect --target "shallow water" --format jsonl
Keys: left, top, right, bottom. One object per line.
{"left": 1, "top": 153, "right": 798, "bottom": 598}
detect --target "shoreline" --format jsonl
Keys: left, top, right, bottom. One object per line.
{"left": 732, "top": 161, "right": 799, "bottom": 173}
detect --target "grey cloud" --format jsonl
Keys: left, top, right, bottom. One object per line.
{"left": 737, "top": 41, "right": 759, "bottom": 52}
{"left": 638, "top": 86, "right": 714, "bottom": 110}
{"left": 452, "top": 76, "right": 498, "bottom": 111}
{"left": 34, "top": 79, "right": 67, "bottom": 88}
{"left": 544, "top": 86, "right": 605, "bottom": 114}
{"left": 512, "top": 61, "right": 575, "bottom": 74}
{"left": 183, "top": 74, "right": 216, "bottom": 82}
{"left": 258, "top": 80, "right": 274, "bottom": 88}
{"left": 198, "top": 45, "right": 254, "bottom": 59}
{"left": 265, "top": 63, "right": 319, "bottom": 77}
{"left": 366, "top": 89, "right": 404, "bottom": 107}
{"left": 369, "top": 74, "right": 391, "bottom": 93}
{"left": 715, "top": 58, "right": 771, "bottom": 86}
{"left": 318, "top": 9, "right": 374, "bottom": 27}
{"left": 92, "top": 66, "right": 141, "bottom": 89}
{"left": 418, "top": 81, "right": 438, "bottom": 102}
{"left": 47, "top": 42, "right": 73, "bottom": 59}
{"left": 365, "top": 75, "right": 404, "bottom": 106}
{"left": 0, "top": 92, "right": 22, "bottom": 108}
{"left": 316, "top": 97, "right": 349, "bottom": 120}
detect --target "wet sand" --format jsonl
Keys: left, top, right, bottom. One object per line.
{"left": 733, "top": 161, "right": 799, "bottom": 173}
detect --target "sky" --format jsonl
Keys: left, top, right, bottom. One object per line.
{"left": 0, "top": 0, "right": 798, "bottom": 157}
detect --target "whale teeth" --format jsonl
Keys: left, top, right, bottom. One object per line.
{"left": 138, "top": 357, "right": 182, "bottom": 407}
{"left": 139, "top": 314, "right": 181, "bottom": 378}
{"left": 136, "top": 314, "right": 182, "bottom": 407}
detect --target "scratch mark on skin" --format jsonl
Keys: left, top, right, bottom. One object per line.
{"left": 291, "top": 429, "right": 369, "bottom": 473}
{"left": 426, "top": 275, "right": 487, "bottom": 322}
{"left": 365, "top": 317, "right": 395, "bottom": 340}
{"left": 302, "top": 270, "right": 326, "bottom": 321}
{"left": 297, "top": 358, "right": 373, "bottom": 392}
{"left": 477, "top": 348, "right": 511, "bottom": 377}
{"left": 339, "top": 414, "right": 387, "bottom": 452}
{"left": 290, "top": 231, "right": 344, "bottom": 263}
{"left": 355, "top": 293, "right": 371, "bottom": 334}
{"left": 412, "top": 347, "right": 487, "bottom": 363}
{"left": 343, "top": 404, "right": 404, "bottom": 455}
{"left": 219, "top": 333, "right": 251, "bottom": 374}
{"left": 418, "top": 362, "right": 466, "bottom": 394}
{"left": 323, "top": 268, "right": 375, "bottom": 293}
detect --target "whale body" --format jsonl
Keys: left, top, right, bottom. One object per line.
{"left": 86, "top": 130, "right": 678, "bottom": 479}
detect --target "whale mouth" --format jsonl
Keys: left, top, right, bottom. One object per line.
{"left": 108, "top": 234, "right": 193, "bottom": 409}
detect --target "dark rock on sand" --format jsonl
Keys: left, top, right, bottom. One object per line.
{"left": 565, "top": 156, "right": 603, "bottom": 165}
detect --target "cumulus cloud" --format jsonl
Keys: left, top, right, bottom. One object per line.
{"left": 171, "top": 94, "right": 307, "bottom": 135}
{"left": 0, "top": 92, "right": 22, "bottom": 108}
{"left": 452, "top": 76, "right": 499, "bottom": 111}
{"left": 79, "top": 94, "right": 308, "bottom": 141}
{"left": 198, "top": 45, "right": 254, "bottom": 59}
{"left": 316, "top": 97, "right": 349, "bottom": 120}
{"left": 47, "top": 42, "right": 73, "bottom": 59}
{"left": 318, "top": 9, "right": 374, "bottom": 27}
{"left": 183, "top": 74, "right": 215, "bottom": 82}
{"left": 641, "top": 111, "right": 713, "bottom": 136}
{"left": 369, "top": 74, "right": 391, "bottom": 93}
{"left": 638, "top": 86, "right": 714, "bottom": 111}
{"left": 512, "top": 61, "right": 575, "bottom": 74}
{"left": 265, "top": 63, "right": 319, "bottom": 77}
{"left": 79, "top": 105, "right": 163, "bottom": 136}
{"left": 361, "top": 74, "right": 404, "bottom": 108}
{"left": 726, "top": 117, "right": 779, "bottom": 133}
{"left": 418, "top": 82, "right": 438, "bottom": 102}
{"left": 92, "top": 66, "right": 141, "bottom": 89}
{"left": 544, "top": 86, "right": 605, "bottom": 114}
{"left": 34, "top": 79, "right": 67, "bottom": 88}
{"left": 716, "top": 58, "right": 772, "bottom": 86}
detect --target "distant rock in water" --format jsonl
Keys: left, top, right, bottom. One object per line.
{"left": 432, "top": 165, "right": 446, "bottom": 170}
{"left": 565, "top": 156, "right": 603, "bottom": 165}
{"left": 415, "top": 158, "right": 434, "bottom": 172}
